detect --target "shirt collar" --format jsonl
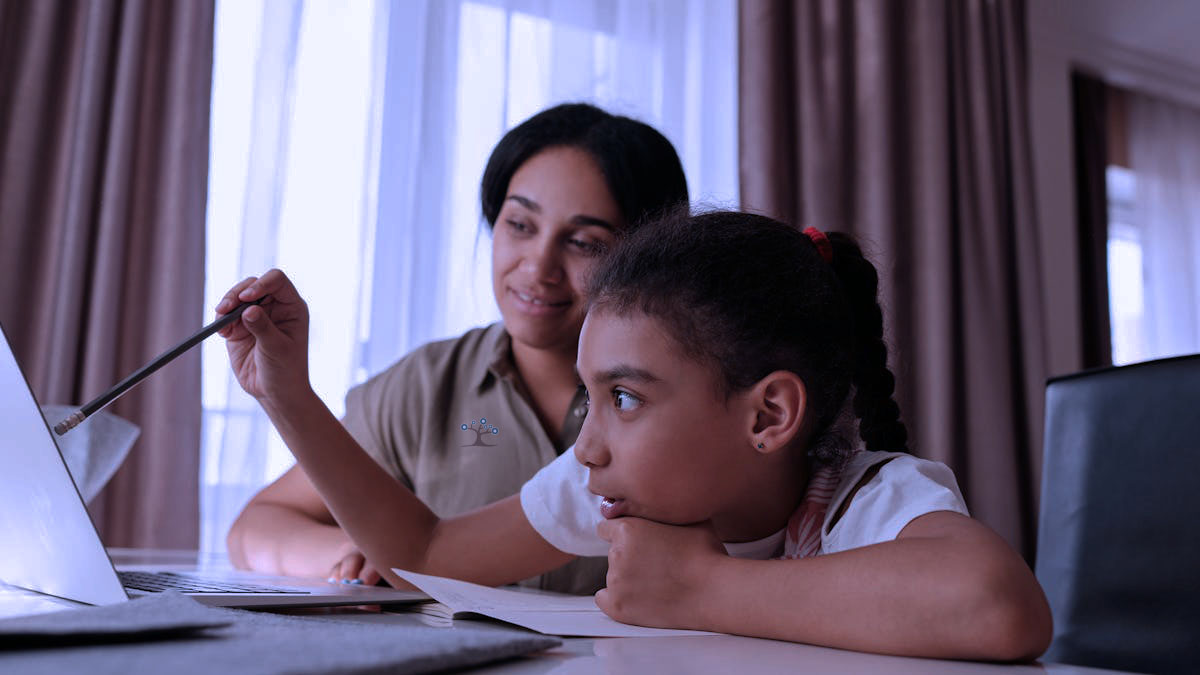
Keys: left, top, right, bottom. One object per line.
{"left": 479, "top": 323, "right": 517, "bottom": 390}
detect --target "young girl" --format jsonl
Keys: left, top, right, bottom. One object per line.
{"left": 219, "top": 210, "right": 1052, "bottom": 661}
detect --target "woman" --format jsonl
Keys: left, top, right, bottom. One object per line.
{"left": 224, "top": 103, "right": 688, "bottom": 594}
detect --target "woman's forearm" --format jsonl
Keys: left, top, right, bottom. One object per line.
{"left": 227, "top": 502, "right": 353, "bottom": 577}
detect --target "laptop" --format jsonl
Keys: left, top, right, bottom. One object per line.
{"left": 0, "top": 321, "right": 426, "bottom": 609}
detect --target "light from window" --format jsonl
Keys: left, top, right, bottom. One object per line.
{"left": 201, "top": 0, "right": 379, "bottom": 551}
{"left": 1106, "top": 165, "right": 1146, "bottom": 365}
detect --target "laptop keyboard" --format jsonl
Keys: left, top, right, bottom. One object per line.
{"left": 119, "top": 570, "right": 309, "bottom": 594}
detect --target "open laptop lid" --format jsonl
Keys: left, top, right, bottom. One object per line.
{"left": 0, "top": 322, "right": 429, "bottom": 609}
{"left": 0, "top": 322, "right": 128, "bottom": 605}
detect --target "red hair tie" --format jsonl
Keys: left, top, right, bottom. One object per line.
{"left": 803, "top": 227, "right": 833, "bottom": 264}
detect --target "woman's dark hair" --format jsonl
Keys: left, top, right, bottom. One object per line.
{"left": 480, "top": 103, "right": 688, "bottom": 229}
{"left": 586, "top": 210, "right": 909, "bottom": 464}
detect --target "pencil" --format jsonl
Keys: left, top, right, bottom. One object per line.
{"left": 53, "top": 298, "right": 265, "bottom": 436}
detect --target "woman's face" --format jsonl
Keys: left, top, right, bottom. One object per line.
{"left": 492, "top": 146, "right": 624, "bottom": 355}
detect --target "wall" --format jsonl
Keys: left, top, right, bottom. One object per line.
{"left": 1028, "top": 0, "right": 1200, "bottom": 377}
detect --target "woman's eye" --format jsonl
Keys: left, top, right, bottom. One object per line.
{"left": 506, "top": 219, "right": 531, "bottom": 234}
{"left": 612, "top": 390, "right": 641, "bottom": 412}
{"left": 568, "top": 238, "right": 607, "bottom": 256}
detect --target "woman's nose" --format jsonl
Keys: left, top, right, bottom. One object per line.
{"left": 521, "top": 239, "right": 565, "bottom": 284}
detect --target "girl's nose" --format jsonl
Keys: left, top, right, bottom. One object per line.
{"left": 573, "top": 417, "right": 609, "bottom": 468}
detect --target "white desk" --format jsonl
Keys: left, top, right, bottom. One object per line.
{"left": 0, "top": 549, "right": 1135, "bottom": 675}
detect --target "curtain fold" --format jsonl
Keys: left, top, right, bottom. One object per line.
{"left": 739, "top": 0, "right": 1046, "bottom": 557}
{"left": 0, "top": 0, "right": 213, "bottom": 548}
{"left": 1071, "top": 72, "right": 1112, "bottom": 369}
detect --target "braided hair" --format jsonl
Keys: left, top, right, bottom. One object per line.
{"left": 827, "top": 233, "right": 909, "bottom": 454}
{"left": 586, "top": 210, "right": 909, "bottom": 465}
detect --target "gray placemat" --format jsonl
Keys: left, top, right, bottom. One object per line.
{"left": 0, "top": 592, "right": 229, "bottom": 647}
{"left": 0, "top": 592, "right": 561, "bottom": 674}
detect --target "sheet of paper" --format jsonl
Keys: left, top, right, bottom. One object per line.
{"left": 392, "top": 569, "right": 718, "bottom": 638}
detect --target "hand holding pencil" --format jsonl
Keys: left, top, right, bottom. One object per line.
{"left": 54, "top": 269, "right": 311, "bottom": 436}
{"left": 216, "top": 269, "right": 312, "bottom": 406}
{"left": 53, "top": 297, "right": 265, "bottom": 435}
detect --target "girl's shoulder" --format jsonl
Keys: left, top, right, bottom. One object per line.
{"left": 822, "top": 451, "right": 969, "bottom": 555}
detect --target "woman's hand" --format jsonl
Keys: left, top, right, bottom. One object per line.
{"left": 328, "top": 544, "right": 385, "bottom": 586}
{"left": 215, "top": 269, "right": 310, "bottom": 405}
{"left": 595, "top": 517, "right": 727, "bottom": 630}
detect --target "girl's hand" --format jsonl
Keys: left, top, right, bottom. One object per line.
{"left": 595, "top": 517, "right": 727, "bottom": 630}
{"left": 215, "top": 269, "right": 310, "bottom": 406}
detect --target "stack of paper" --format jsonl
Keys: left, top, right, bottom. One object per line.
{"left": 392, "top": 569, "right": 718, "bottom": 638}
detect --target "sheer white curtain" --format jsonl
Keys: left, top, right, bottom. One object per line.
{"left": 201, "top": 0, "right": 385, "bottom": 552}
{"left": 362, "top": 0, "right": 738, "bottom": 375}
{"left": 201, "top": 0, "right": 737, "bottom": 552}
{"left": 1124, "top": 93, "right": 1200, "bottom": 363}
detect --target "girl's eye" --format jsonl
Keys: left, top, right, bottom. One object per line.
{"left": 506, "top": 219, "right": 532, "bottom": 234}
{"left": 612, "top": 389, "right": 641, "bottom": 412}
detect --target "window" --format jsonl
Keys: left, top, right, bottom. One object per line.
{"left": 1106, "top": 88, "right": 1200, "bottom": 367}
{"left": 201, "top": 0, "right": 382, "bottom": 551}
{"left": 200, "top": 0, "right": 738, "bottom": 552}
{"left": 1106, "top": 165, "right": 1145, "bottom": 365}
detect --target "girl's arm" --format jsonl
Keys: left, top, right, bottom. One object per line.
{"left": 598, "top": 511, "right": 1052, "bottom": 662}
{"left": 217, "top": 270, "right": 573, "bottom": 588}
{"left": 262, "top": 386, "right": 573, "bottom": 588}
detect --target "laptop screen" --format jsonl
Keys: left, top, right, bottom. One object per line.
{"left": 0, "top": 323, "right": 128, "bottom": 605}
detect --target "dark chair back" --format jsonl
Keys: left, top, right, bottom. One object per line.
{"left": 1036, "top": 354, "right": 1200, "bottom": 674}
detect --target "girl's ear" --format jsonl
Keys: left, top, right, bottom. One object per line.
{"left": 745, "top": 370, "right": 807, "bottom": 455}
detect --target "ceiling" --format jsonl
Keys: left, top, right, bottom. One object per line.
{"left": 1061, "top": 0, "right": 1200, "bottom": 70}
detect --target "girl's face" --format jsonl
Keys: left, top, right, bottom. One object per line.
{"left": 492, "top": 146, "right": 623, "bottom": 356}
{"left": 574, "top": 310, "right": 777, "bottom": 541}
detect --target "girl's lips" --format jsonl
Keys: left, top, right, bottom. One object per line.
{"left": 600, "top": 497, "right": 628, "bottom": 519}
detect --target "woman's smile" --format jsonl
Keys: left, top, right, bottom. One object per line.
{"left": 508, "top": 286, "right": 572, "bottom": 316}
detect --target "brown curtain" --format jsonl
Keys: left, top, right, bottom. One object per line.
{"left": 740, "top": 0, "right": 1047, "bottom": 558}
{"left": 1071, "top": 72, "right": 1113, "bottom": 369}
{"left": 0, "top": 0, "right": 214, "bottom": 548}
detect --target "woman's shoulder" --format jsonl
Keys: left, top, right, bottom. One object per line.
{"left": 347, "top": 323, "right": 506, "bottom": 404}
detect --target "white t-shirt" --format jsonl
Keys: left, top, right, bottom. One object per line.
{"left": 519, "top": 448, "right": 969, "bottom": 560}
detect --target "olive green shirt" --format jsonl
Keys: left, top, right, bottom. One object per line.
{"left": 341, "top": 322, "right": 605, "bottom": 594}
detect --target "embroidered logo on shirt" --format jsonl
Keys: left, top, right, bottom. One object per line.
{"left": 460, "top": 418, "right": 499, "bottom": 447}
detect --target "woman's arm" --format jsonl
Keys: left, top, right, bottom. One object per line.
{"left": 598, "top": 511, "right": 1052, "bottom": 662}
{"left": 226, "top": 465, "right": 359, "bottom": 578}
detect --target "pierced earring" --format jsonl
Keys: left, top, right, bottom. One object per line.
{"left": 756, "top": 442, "right": 765, "bottom": 449}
